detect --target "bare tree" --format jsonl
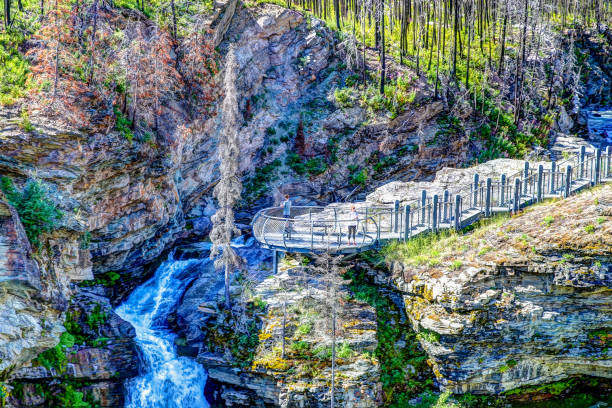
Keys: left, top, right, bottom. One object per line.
{"left": 311, "top": 252, "right": 347, "bottom": 408}
{"left": 210, "top": 46, "right": 243, "bottom": 310}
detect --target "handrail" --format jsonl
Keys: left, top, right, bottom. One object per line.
{"left": 252, "top": 149, "right": 612, "bottom": 254}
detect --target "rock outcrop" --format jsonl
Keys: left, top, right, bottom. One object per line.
{"left": 0, "top": 199, "right": 67, "bottom": 377}
{"left": 9, "top": 287, "right": 139, "bottom": 407}
{"left": 173, "top": 242, "right": 380, "bottom": 407}
{"left": 387, "top": 184, "right": 611, "bottom": 394}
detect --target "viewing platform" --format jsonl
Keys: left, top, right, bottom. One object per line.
{"left": 252, "top": 147, "right": 612, "bottom": 258}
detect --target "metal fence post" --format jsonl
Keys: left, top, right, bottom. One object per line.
{"left": 273, "top": 250, "right": 278, "bottom": 275}
{"left": 443, "top": 190, "right": 449, "bottom": 222}
{"left": 394, "top": 200, "right": 400, "bottom": 233}
{"left": 473, "top": 173, "right": 479, "bottom": 207}
{"left": 404, "top": 205, "right": 411, "bottom": 241}
{"left": 421, "top": 190, "right": 427, "bottom": 222}
{"left": 537, "top": 164, "right": 543, "bottom": 202}
{"left": 565, "top": 165, "right": 572, "bottom": 197}
{"left": 513, "top": 178, "right": 520, "bottom": 213}
{"left": 485, "top": 178, "right": 492, "bottom": 217}
{"left": 454, "top": 195, "right": 461, "bottom": 231}
{"left": 606, "top": 146, "right": 611, "bottom": 179}
{"left": 432, "top": 195, "right": 439, "bottom": 232}
{"left": 550, "top": 160, "right": 556, "bottom": 193}
{"left": 500, "top": 174, "right": 506, "bottom": 206}
{"left": 523, "top": 161, "right": 529, "bottom": 194}
{"left": 579, "top": 145, "right": 586, "bottom": 179}
{"left": 594, "top": 148, "right": 601, "bottom": 185}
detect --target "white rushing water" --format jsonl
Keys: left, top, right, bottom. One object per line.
{"left": 116, "top": 255, "right": 210, "bottom": 408}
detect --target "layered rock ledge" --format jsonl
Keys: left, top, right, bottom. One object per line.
{"left": 387, "top": 184, "right": 611, "bottom": 394}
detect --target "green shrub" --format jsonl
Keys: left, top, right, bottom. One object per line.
{"left": 337, "top": 342, "right": 353, "bottom": 359}
{"left": 334, "top": 88, "right": 353, "bottom": 108}
{"left": 0, "top": 382, "right": 8, "bottom": 407}
{"left": 296, "top": 322, "right": 313, "bottom": 336}
{"left": 542, "top": 215, "right": 554, "bottom": 227}
{"left": 251, "top": 296, "right": 267, "bottom": 311}
{"left": 36, "top": 332, "right": 75, "bottom": 372}
{"left": 286, "top": 152, "right": 307, "bottom": 175}
{"left": 86, "top": 304, "right": 108, "bottom": 332}
{"left": 0, "top": 177, "right": 62, "bottom": 249}
{"left": 57, "top": 385, "right": 91, "bottom": 408}
{"left": 350, "top": 168, "right": 368, "bottom": 186}
{"left": 243, "top": 159, "right": 281, "bottom": 202}
{"left": 416, "top": 328, "right": 440, "bottom": 343}
{"left": 312, "top": 345, "right": 332, "bottom": 361}
{"left": 305, "top": 157, "right": 327, "bottom": 176}
{"left": 113, "top": 107, "right": 134, "bottom": 142}
{"left": 265, "top": 127, "right": 276, "bottom": 136}
{"left": 499, "top": 359, "right": 518, "bottom": 373}
{"left": 290, "top": 340, "right": 312, "bottom": 358}
{"left": 0, "top": 31, "right": 30, "bottom": 106}
{"left": 19, "top": 108, "right": 34, "bottom": 132}
{"left": 584, "top": 224, "right": 595, "bottom": 233}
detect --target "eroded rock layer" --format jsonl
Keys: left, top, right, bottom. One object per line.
{"left": 388, "top": 184, "right": 611, "bottom": 394}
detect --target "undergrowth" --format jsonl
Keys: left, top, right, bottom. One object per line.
{"left": 0, "top": 176, "right": 62, "bottom": 249}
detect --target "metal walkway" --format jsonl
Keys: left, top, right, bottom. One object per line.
{"left": 252, "top": 146, "right": 612, "bottom": 256}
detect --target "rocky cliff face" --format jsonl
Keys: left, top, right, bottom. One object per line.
{"left": 8, "top": 286, "right": 139, "bottom": 407}
{"left": 175, "top": 245, "right": 380, "bottom": 407}
{"left": 387, "top": 184, "right": 611, "bottom": 395}
{"left": 0, "top": 199, "right": 67, "bottom": 378}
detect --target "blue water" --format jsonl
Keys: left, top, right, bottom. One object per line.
{"left": 115, "top": 255, "right": 209, "bottom": 408}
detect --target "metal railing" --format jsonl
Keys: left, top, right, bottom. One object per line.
{"left": 252, "top": 147, "right": 612, "bottom": 254}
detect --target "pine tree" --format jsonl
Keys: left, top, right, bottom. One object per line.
{"left": 210, "top": 46, "right": 243, "bottom": 310}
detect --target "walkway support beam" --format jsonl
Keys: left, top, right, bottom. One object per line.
{"left": 580, "top": 146, "right": 586, "bottom": 179}
{"left": 454, "top": 195, "right": 461, "bottom": 231}
{"left": 565, "top": 165, "right": 572, "bottom": 197}
{"left": 473, "top": 173, "right": 479, "bottom": 208}
{"left": 550, "top": 160, "right": 556, "bottom": 193}
{"left": 421, "top": 190, "right": 427, "bottom": 223}
{"left": 606, "top": 146, "right": 611, "bottom": 179}
{"left": 500, "top": 174, "right": 506, "bottom": 207}
{"left": 485, "top": 178, "right": 492, "bottom": 217}
{"left": 443, "top": 190, "right": 449, "bottom": 222}
{"left": 595, "top": 148, "right": 601, "bottom": 185}
{"left": 432, "top": 195, "right": 439, "bottom": 232}
{"left": 537, "top": 165, "right": 543, "bottom": 202}
{"left": 513, "top": 178, "right": 520, "bottom": 213}
{"left": 404, "top": 205, "right": 411, "bottom": 241}
{"left": 523, "top": 161, "right": 529, "bottom": 194}
{"left": 394, "top": 200, "right": 400, "bottom": 233}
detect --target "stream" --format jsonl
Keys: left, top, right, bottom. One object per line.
{"left": 115, "top": 254, "right": 210, "bottom": 408}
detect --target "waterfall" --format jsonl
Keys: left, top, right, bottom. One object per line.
{"left": 116, "top": 255, "right": 210, "bottom": 408}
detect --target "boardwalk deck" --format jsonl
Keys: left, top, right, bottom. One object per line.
{"left": 252, "top": 151, "right": 612, "bottom": 257}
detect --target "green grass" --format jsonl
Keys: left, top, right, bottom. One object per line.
{"left": 542, "top": 215, "right": 554, "bottom": 227}
{"left": 383, "top": 214, "right": 510, "bottom": 267}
